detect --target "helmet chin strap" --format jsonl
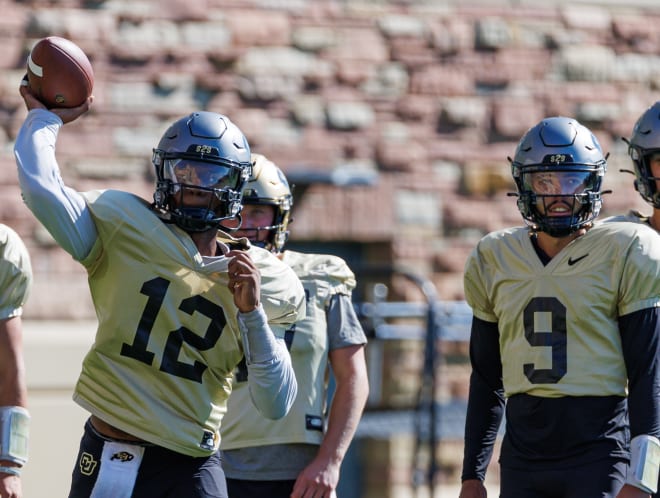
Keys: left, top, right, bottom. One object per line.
{"left": 244, "top": 223, "right": 288, "bottom": 252}
{"left": 236, "top": 226, "right": 275, "bottom": 250}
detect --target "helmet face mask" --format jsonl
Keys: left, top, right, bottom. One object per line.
{"left": 511, "top": 117, "right": 606, "bottom": 237}
{"left": 152, "top": 112, "right": 252, "bottom": 232}
{"left": 628, "top": 101, "right": 660, "bottom": 208}
{"left": 236, "top": 154, "right": 293, "bottom": 252}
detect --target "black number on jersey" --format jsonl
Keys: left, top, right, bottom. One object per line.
{"left": 234, "top": 324, "right": 296, "bottom": 383}
{"left": 522, "top": 296, "right": 567, "bottom": 383}
{"left": 120, "top": 277, "right": 226, "bottom": 383}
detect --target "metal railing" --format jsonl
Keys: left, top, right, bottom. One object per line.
{"left": 353, "top": 267, "right": 472, "bottom": 496}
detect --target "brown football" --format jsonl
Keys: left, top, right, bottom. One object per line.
{"left": 26, "top": 36, "right": 94, "bottom": 109}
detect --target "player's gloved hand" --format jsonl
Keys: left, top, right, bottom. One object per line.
{"left": 19, "top": 74, "right": 92, "bottom": 124}
{"left": 227, "top": 250, "right": 260, "bottom": 313}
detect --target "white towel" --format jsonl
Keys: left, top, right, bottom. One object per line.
{"left": 89, "top": 441, "right": 145, "bottom": 498}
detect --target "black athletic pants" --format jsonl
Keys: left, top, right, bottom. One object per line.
{"left": 68, "top": 418, "right": 227, "bottom": 498}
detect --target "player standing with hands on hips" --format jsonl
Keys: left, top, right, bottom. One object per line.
{"left": 0, "top": 225, "right": 32, "bottom": 498}
{"left": 459, "top": 116, "right": 660, "bottom": 498}
{"left": 220, "top": 154, "right": 369, "bottom": 498}
{"left": 14, "top": 80, "right": 304, "bottom": 497}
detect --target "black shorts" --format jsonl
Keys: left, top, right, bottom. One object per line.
{"left": 68, "top": 418, "right": 227, "bottom": 498}
{"left": 226, "top": 478, "right": 295, "bottom": 498}
{"left": 500, "top": 458, "right": 627, "bottom": 498}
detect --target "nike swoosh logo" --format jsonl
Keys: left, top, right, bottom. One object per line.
{"left": 567, "top": 254, "right": 589, "bottom": 266}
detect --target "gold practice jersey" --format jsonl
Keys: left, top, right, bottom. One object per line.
{"left": 0, "top": 224, "right": 32, "bottom": 318}
{"left": 221, "top": 251, "right": 359, "bottom": 450}
{"left": 72, "top": 189, "right": 304, "bottom": 457}
{"left": 464, "top": 220, "right": 660, "bottom": 398}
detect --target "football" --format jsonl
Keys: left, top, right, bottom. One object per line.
{"left": 26, "top": 36, "right": 94, "bottom": 109}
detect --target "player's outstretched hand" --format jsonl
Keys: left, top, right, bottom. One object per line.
{"left": 19, "top": 74, "right": 92, "bottom": 124}
{"left": 227, "top": 250, "right": 260, "bottom": 313}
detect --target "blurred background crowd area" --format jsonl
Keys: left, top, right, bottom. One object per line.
{"left": 0, "top": 0, "right": 657, "bottom": 317}
{"left": 3, "top": 0, "right": 660, "bottom": 496}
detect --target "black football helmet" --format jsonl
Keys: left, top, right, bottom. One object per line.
{"left": 625, "top": 101, "right": 660, "bottom": 208}
{"left": 152, "top": 111, "right": 252, "bottom": 232}
{"left": 510, "top": 116, "right": 607, "bottom": 237}
{"left": 240, "top": 154, "right": 293, "bottom": 253}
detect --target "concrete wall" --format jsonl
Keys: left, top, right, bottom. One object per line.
{"left": 21, "top": 320, "right": 93, "bottom": 497}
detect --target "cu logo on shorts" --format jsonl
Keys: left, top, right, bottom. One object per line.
{"left": 79, "top": 452, "right": 98, "bottom": 476}
{"left": 110, "top": 451, "right": 134, "bottom": 462}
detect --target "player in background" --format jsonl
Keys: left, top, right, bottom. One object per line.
{"left": 459, "top": 116, "right": 660, "bottom": 498}
{"left": 220, "top": 154, "right": 369, "bottom": 498}
{"left": 0, "top": 225, "right": 32, "bottom": 498}
{"left": 614, "top": 101, "right": 660, "bottom": 232}
{"left": 14, "top": 83, "right": 304, "bottom": 498}
{"left": 607, "top": 101, "right": 660, "bottom": 498}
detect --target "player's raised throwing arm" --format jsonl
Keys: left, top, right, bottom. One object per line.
{"left": 13, "top": 86, "right": 97, "bottom": 261}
